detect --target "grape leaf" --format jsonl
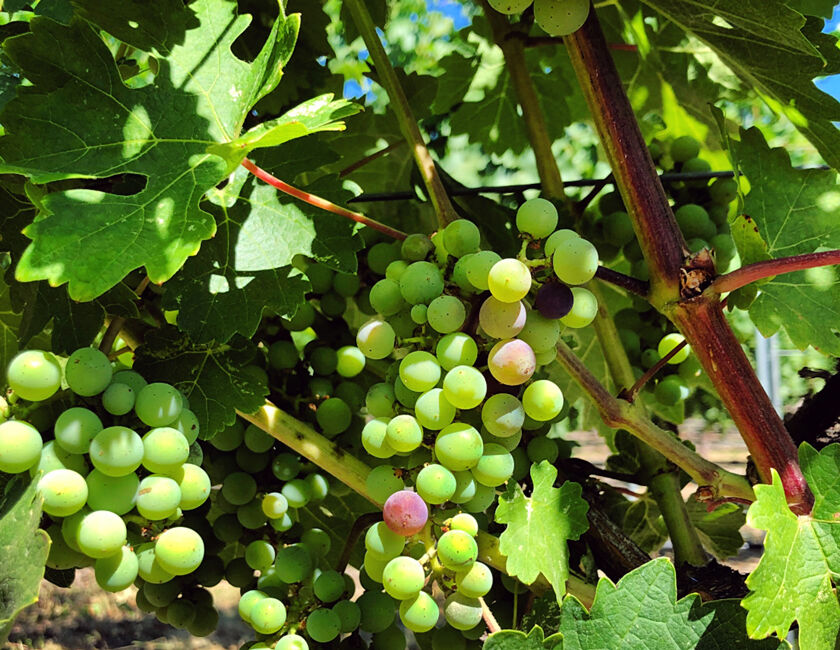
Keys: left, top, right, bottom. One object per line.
{"left": 298, "top": 490, "right": 377, "bottom": 568}
{"left": 484, "top": 626, "right": 561, "bottom": 650}
{"left": 0, "top": 476, "right": 50, "bottom": 642}
{"left": 685, "top": 495, "right": 746, "bottom": 560}
{"left": 495, "top": 461, "right": 589, "bottom": 603}
{"left": 640, "top": 1, "right": 840, "bottom": 171}
{"left": 0, "top": 0, "right": 300, "bottom": 300}
{"left": 133, "top": 327, "right": 268, "bottom": 438}
{"left": 558, "top": 558, "right": 783, "bottom": 650}
{"left": 785, "top": 0, "right": 837, "bottom": 18}
{"left": 742, "top": 443, "right": 840, "bottom": 647}
{"left": 732, "top": 127, "right": 840, "bottom": 355}
{"left": 0, "top": 275, "right": 22, "bottom": 378}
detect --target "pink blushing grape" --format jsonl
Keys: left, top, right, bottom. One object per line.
{"left": 383, "top": 490, "right": 428, "bottom": 537}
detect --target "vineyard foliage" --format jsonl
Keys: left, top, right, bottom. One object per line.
{"left": 0, "top": 0, "right": 839, "bottom": 648}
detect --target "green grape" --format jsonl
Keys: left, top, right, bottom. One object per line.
{"left": 533, "top": 0, "right": 589, "bottom": 36}
{"left": 65, "top": 347, "right": 113, "bottom": 396}
{"left": 309, "top": 346, "right": 338, "bottom": 375}
{"left": 442, "top": 365, "right": 486, "bottom": 409}
{"left": 366, "top": 466, "right": 405, "bottom": 504}
{"left": 239, "top": 589, "right": 267, "bottom": 623}
{"left": 544, "top": 229, "right": 579, "bottom": 257}
{"left": 302, "top": 527, "right": 332, "bottom": 557}
{"left": 111, "top": 369, "right": 147, "bottom": 393}
{"left": 368, "top": 241, "right": 402, "bottom": 275}
{"left": 488, "top": 258, "right": 531, "bottom": 303}
{"left": 471, "top": 444, "right": 514, "bottom": 487}
{"left": 45, "top": 523, "right": 88, "bottom": 570}
{"left": 101, "top": 382, "right": 135, "bottom": 416}
{"left": 6, "top": 350, "right": 62, "bottom": 402}
{"left": 449, "top": 513, "right": 479, "bottom": 537}
{"left": 362, "top": 418, "right": 396, "bottom": 459}
{"left": 463, "top": 250, "right": 501, "bottom": 291}
{"left": 522, "top": 379, "right": 564, "bottom": 421}
{"left": 655, "top": 376, "right": 687, "bottom": 406}
{"left": 243, "top": 423, "right": 274, "bottom": 453}
{"left": 436, "top": 333, "right": 478, "bottom": 371}
{"left": 276, "top": 634, "right": 309, "bottom": 650}
{"left": 221, "top": 471, "right": 257, "bottom": 505}
{"left": 682, "top": 156, "right": 712, "bottom": 186}
{"left": 89, "top": 426, "right": 143, "bottom": 477}
{"left": 437, "top": 529, "right": 478, "bottom": 571}
{"left": 410, "top": 303, "right": 428, "bottom": 324}
{"left": 32, "top": 441, "right": 84, "bottom": 478}
{"left": 306, "top": 608, "right": 341, "bottom": 642}
{"left": 94, "top": 546, "right": 139, "bottom": 592}
{"left": 464, "top": 482, "right": 496, "bottom": 513}
{"left": 443, "top": 593, "right": 483, "bottom": 631}
{"left": 239, "top": 499, "right": 269, "bottom": 530}
{"left": 427, "top": 295, "right": 466, "bottom": 334}
{"left": 135, "top": 383, "right": 183, "bottom": 427}
{"left": 282, "top": 302, "right": 316, "bottom": 331}
{"left": 282, "top": 478, "right": 312, "bottom": 508}
{"left": 415, "top": 463, "right": 456, "bottom": 504}
{"left": 658, "top": 333, "right": 690, "bottom": 364}
{"left": 305, "top": 473, "right": 329, "bottom": 501}
{"left": 275, "top": 543, "right": 314, "bottom": 583}
{"left": 443, "top": 219, "right": 481, "bottom": 258}
{"left": 309, "top": 376, "right": 332, "bottom": 400}
{"left": 401, "top": 233, "right": 434, "bottom": 261}
{"left": 373, "top": 624, "right": 408, "bottom": 650}
{"left": 269, "top": 340, "right": 299, "bottom": 370}
{"left": 236, "top": 446, "right": 270, "bottom": 473}
{"left": 479, "top": 296, "right": 527, "bottom": 339}
{"left": 527, "top": 436, "right": 559, "bottom": 463}
{"left": 314, "top": 570, "right": 345, "bottom": 602}
{"left": 333, "top": 600, "right": 362, "bottom": 633}
{"left": 336, "top": 382, "right": 365, "bottom": 414}
{"left": 316, "top": 398, "right": 352, "bottom": 437}
{"left": 271, "top": 453, "right": 301, "bottom": 481}
{"left": 482, "top": 427, "right": 522, "bottom": 452}
{"left": 399, "top": 261, "right": 445, "bottom": 305}
{"left": 455, "top": 561, "right": 493, "bottom": 598}
{"left": 516, "top": 197, "right": 558, "bottom": 238}
{"left": 399, "top": 351, "right": 441, "bottom": 393}
{"left": 136, "top": 543, "right": 175, "bottom": 584}
{"left": 365, "top": 551, "right": 388, "bottom": 582}
{"left": 386, "top": 414, "right": 423, "bottom": 453}
{"left": 386, "top": 260, "right": 409, "bottom": 282}
{"left": 641, "top": 348, "right": 661, "bottom": 369}
{"left": 306, "top": 263, "right": 335, "bottom": 293}
{"left": 451, "top": 471, "right": 477, "bottom": 504}
{"left": 336, "top": 346, "right": 365, "bottom": 377}
{"left": 670, "top": 135, "right": 701, "bottom": 163}
{"left": 210, "top": 419, "right": 244, "bottom": 451}
{"left": 600, "top": 211, "right": 635, "bottom": 246}
{"left": 518, "top": 309, "right": 560, "bottom": 353}
{"left": 432, "top": 625, "right": 469, "bottom": 650}
{"left": 245, "top": 539, "right": 276, "bottom": 571}
{"left": 399, "top": 591, "right": 439, "bottom": 633}
{"left": 167, "top": 599, "right": 197, "bottom": 629}
{"left": 357, "top": 319, "right": 396, "bottom": 360}
{"left": 488, "top": 0, "right": 534, "bottom": 13}
{"left": 451, "top": 253, "right": 477, "bottom": 294}
{"left": 77, "top": 510, "right": 127, "bottom": 558}
{"left": 481, "top": 393, "right": 524, "bottom": 438}
{"left": 559, "top": 287, "right": 598, "bottom": 328}
{"left": 142, "top": 426, "right": 189, "bottom": 474}
{"left": 366, "top": 521, "right": 407, "bottom": 560}
{"left": 173, "top": 463, "right": 209, "bottom": 510}
{"left": 155, "top": 526, "right": 204, "bottom": 575}
{"left": 358, "top": 590, "right": 397, "bottom": 633}
{"left": 709, "top": 177, "right": 738, "bottom": 204}
{"left": 320, "top": 291, "right": 347, "bottom": 318}
{"left": 0, "top": 420, "right": 42, "bottom": 474}
{"left": 367, "top": 382, "right": 397, "bottom": 417}
{"left": 552, "top": 236, "right": 599, "bottom": 285}
{"left": 136, "top": 475, "right": 181, "bottom": 520}
{"left": 686, "top": 238, "right": 708, "bottom": 254}
{"left": 487, "top": 339, "right": 536, "bottom": 386}
{"left": 250, "top": 597, "right": 287, "bottom": 634}
{"left": 674, "top": 204, "right": 716, "bottom": 240}
{"left": 144, "top": 580, "right": 181, "bottom": 607}
{"left": 435, "top": 423, "right": 483, "bottom": 471}
{"left": 370, "top": 278, "right": 406, "bottom": 316}
{"left": 38, "top": 469, "right": 87, "bottom": 517}
{"left": 382, "top": 556, "right": 425, "bottom": 600}
{"left": 414, "top": 388, "right": 456, "bottom": 430}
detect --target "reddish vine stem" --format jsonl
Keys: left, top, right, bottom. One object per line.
{"left": 339, "top": 141, "right": 403, "bottom": 178}
{"left": 623, "top": 339, "right": 687, "bottom": 402}
{"left": 713, "top": 249, "right": 840, "bottom": 294}
{"left": 594, "top": 266, "right": 649, "bottom": 297}
{"left": 241, "top": 158, "right": 407, "bottom": 240}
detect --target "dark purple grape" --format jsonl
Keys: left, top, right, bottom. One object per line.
{"left": 535, "top": 282, "right": 573, "bottom": 319}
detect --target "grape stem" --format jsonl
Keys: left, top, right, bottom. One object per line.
{"left": 712, "top": 249, "right": 840, "bottom": 294}
{"left": 339, "top": 141, "right": 404, "bottom": 178}
{"left": 344, "top": 0, "right": 459, "bottom": 228}
{"left": 594, "top": 266, "right": 649, "bottom": 297}
{"left": 622, "top": 339, "right": 688, "bottom": 403}
{"left": 336, "top": 512, "right": 381, "bottom": 572}
{"left": 241, "top": 158, "right": 407, "bottom": 240}
{"left": 98, "top": 275, "right": 150, "bottom": 354}
{"left": 480, "top": 597, "right": 502, "bottom": 634}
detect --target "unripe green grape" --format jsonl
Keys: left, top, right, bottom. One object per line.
{"left": 415, "top": 463, "right": 457, "bottom": 504}
{"left": 399, "top": 590, "right": 439, "bottom": 633}
{"left": 479, "top": 297, "right": 527, "bottom": 339}
{"left": 0, "top": 420, "right": 42, "bottom": 474}
{"left": 89, "top": 426, "right": 144, "bottom": 477}
{"left": 442, "top": 365, "right": 486, "bottom": 409}
{"left": 527, "top": 436, "right": 559, "bottom": 463}
{"left": 250, "top": 597, "right": 287, "bottom": 634}
{"left": 559, "top": 287, "right": 598, "bottom": 328}
{"left": 487, "top": 339, "right": 536, "bottom": 386}
{"left": 516, "top": 197, "right": 558, "bottom": 238}
{"left": 144, "top": 580, "right": 181, "bottom": 607}
{"left": 658, "top": 333, "right": 690, "bottom": 364}
{"left": 400, "top": 262, "right": 445, "bottom": 305}
{"left": 276, "top": 634, "right": 309, "bottom": 650}
{"left": 437, "top": 529, "right": 478, "bottom": 572}
{"left": 261, "top": 490, "right": 288, "bottom": 520}
{"left": 448, "top": 513, "right": 479, "bottom": 537}
{"left": 358, "top": 590, "right": 397, "bottom": 633}
{"left": 366, "top": 465, "right": 405, "bottom": 504}
{"left": 675, "top": 204, "right": 716, "bottom": 240}
{"left": 245, "top": 539, "right": 276, "bottom": 571}
{"left": 488, "top": 0, "right": 534, "bottom": 14}
{"left": 136, "top": 542, "right": 175, "bottom": 584}
{"left": 275, "top": 543, "right": 314, "bottom": 583}
{"left": 155, "top": 526, "right": 204, "bottom": 576}
{"left": 333, "top": 600, "right": 362, "bottom": 633}
{"left": 306, "top": 263, "right": 334, "bottom": 293}
{"left": 64, "top": 347, "right": 113, "bottom": 396}
{"left": 316, "top": 398, "right": 352, "bottom": 437}
{"left": 309, "top": 346, "right": 337, "bottom": 375}
{"left": 451, "top": 254, "right": 477, "bottom": 294}
{"left": 410, "top": 303, "right": 428, "bottom": 324}
{"left": 600, "top": 211, "right": 635, "bottom": 246}
{"left": 271, "top": 453, "right": 301, "bottom": 481}
{"left": 443, "top": 219, "right": 481, "bottom": 258}
{"left": 135, "top": 383, "right": 183, "bottom": 427}
{"left": 210, "top": 419, "right": 244, "bottom": 451}
{"left": 221, "top": 471, "right": 257, "bottom": 505}
{"left": 6, "top": 349, "right": 62, "bottom": 401}
{"left": 443, "top": 592, "right": 483, "bottom": 631}
{"left": 309, "top": 377, "right": 332, "bottom": 400}
{"left": 370, "top": 278, "right": 405, "bottom": 316}
{"left": 488, "top": 258, "right": 531, "bottom": 303}
{"left": 463, "top": 250, "right": 502, "bottom": 291}
{"left": 655, "top": 375, "right": 687, "bottom": 406}
{"left": 436, "top": 333, "right": 478, "bottom": 371}
{"left": 482, "top": 427, "right": 522, "bottom": 452}
{"left": 243, "top": 423, "right": 274, "bottom": 453}
{"left": 54, "top": 407, "right": 102, "bottom": 455}
{"left": 382, "top": 556, "right": 425, "bottom": 600}
{"left": 78, "top": 510, "right": 127, "bottom": 558}
{"left": 366, "top": 382, "right": 397, "bottom": 417}
{"left": 320, "top": 291, "right": 347, "bottom": 318}
{"left": 305, "top": 473, "right": 329, "bottom": 503}
{"left": 481, "top": 393, "right": 525, "bottom": 438}
{"left": 314, "top": 570, "right": 346, "bottom": 602}
{"left": 552, "top": 237, "right": 599, "bottom": 285}
{"left": 471, "top": 444, "right": 514, "bottom": 487}
{"left": 534, "top": 0, "right": 589, "bottom": 35}
{"left": 301, "top": 527, "right": 332, "bottom": 557}
{"left": 451, "top": 471, "right": 477, "bottom": 504}
{"left": 518, "top": 309, "right": 560, "bottom": 353}
{"left": 401, "top": 233, "right": 434, "bottom": 261}
{"left": 427, "top": 295, "right": 466, "bottom": 334}
{"left": 386, "top": 414, "right": 424, "bottom": 453}
{"left": 167, "top": 599, "right": 197, "bottom": 630}
{"left": 368, "top": 241, "right": 401, "bottom": 275}
{"left": 522, "top": 379, "right": 564, "bottom": 421}
{"left": 282, "top": 302, "right": 316, "bottom": 331}
{"left": 282, "top": 478, "right": 311, "bottom": 509}
{"left": 45, "top": 523, "right": 89, "bottom": 570}
{"left": 269, "top": 340, "right": 299, "bottom": 370}
{"left": 362, "top": 418, "right": 396, "bottom": 459}
{"left": 682, "top": 156, "right": 712, "bottom": 186}
{"left": 238, "top": 589, "right": 267, "bottom": 623}
{"left": 136, "top": 475, "right": 181, "bottom": 520}
{"left": 455, "top": 561, "right": 493, "bottom": 598}
{"left": 435, "top": 423, "right": 483, "bottom": 472}
{"left": 101, "top": 382, "right": 136, "bottom": 416}
{"left": 365, "top": 551, "right": 389, "bottom": 582}
{"left": 38, "top": 469, "right": 87, "bottom": 517}
{"left": 670, "top": 135, "right": 701, "bottom": 163}
{"left": 414, "top": 388, "right": 456, "bottom": 431}
{"left": 544, "top": 229, "right": 579, "bottom": 257}
{"left": 399, "top": 351, "right": 441, "bottom": 393}
{"left": 306, "top": 607, "right": 341, "bottom": 642}
{"left": 95, "top": 546, "right": 139, "bottom": 592}
{"left": 142, "top": 426, "right": 189, "bottom": 474}
{"left": 709, "top": 177, "right": 738, "bottom": 204}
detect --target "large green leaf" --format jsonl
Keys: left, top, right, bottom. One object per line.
{"left": 640, "top": 1, "right": 840, "bottom": 171}
{"left": 732, "top": 127, "right": 840, "bottom": 355}
{"left": 742, "top": 443, "right": 840, "bottom": 648}
{"left": 0, "top": 0, "right": 299, "bottom": 300}
{"left": 495, "top": 461, "right": 589, "bottom": 603}
{"left": 0, "top": 476, "right": 50, "bottom": 642}
{"left": 484, "top": 626, "right": 561, "bottom": 650}
{"left": 558, "top": 558, "right": 783, "bottom": 650}
{"left": 0, "top": 275, "right": 22, "bottom": 385}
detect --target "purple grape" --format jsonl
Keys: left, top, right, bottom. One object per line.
{"left": 535, "top": 282, "right": 574, "bottom": 319}
{"left": 383, "top": 490, "right": 428, "bottom": 536}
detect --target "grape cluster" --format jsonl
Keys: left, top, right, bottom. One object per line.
{"left": 487, "top": 0, "right": 590, "bottom": 37}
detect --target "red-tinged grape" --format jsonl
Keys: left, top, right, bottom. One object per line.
{"left": 383, "top": 490, "right": 428, "bottom": 537}
{"left": 487, "top": 339, "right": 536, "bottom": 386}
{"left": 534, "top": 282, "right": 573, "bottom": 319}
